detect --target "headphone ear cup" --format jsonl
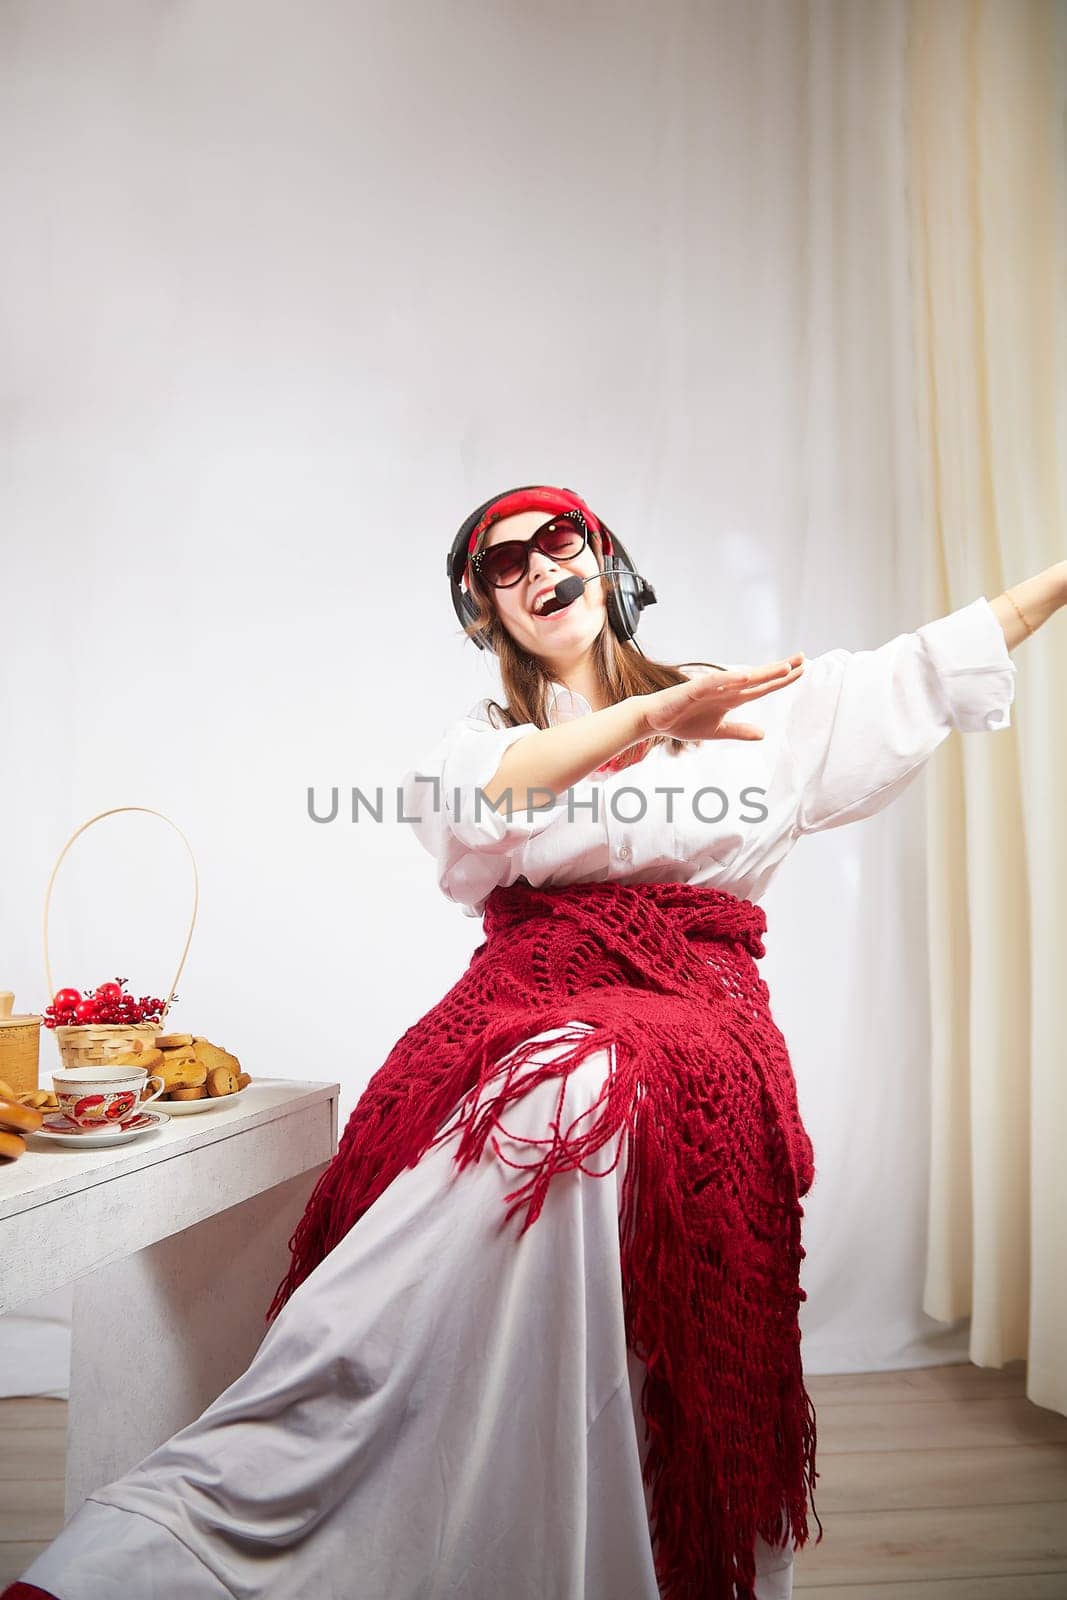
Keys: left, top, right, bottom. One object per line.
{"left": 457, "top": 582, "right": 496, "bottom": 653}
{"left": 606, "top": 560, "right": 643, "bottom": 642}
{"left": 597, "top": 526, "right": 649, "bottom": 643}
{"left": 601, "top": 554, "right": 625, "bottom": 641}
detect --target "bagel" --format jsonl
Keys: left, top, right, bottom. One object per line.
{"left": 0, "top": 1097, "right": 44, "bottom": 1135}
{"left": 0, "top": 1129, "right": 27, "bottom": 1160}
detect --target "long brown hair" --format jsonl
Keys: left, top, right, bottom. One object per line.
{"left": 461, "top": 528, "right": 726, "bottom": 769}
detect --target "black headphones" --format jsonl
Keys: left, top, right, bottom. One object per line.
{"left": 446, "top": 485, "right": 657, "bottom": 654}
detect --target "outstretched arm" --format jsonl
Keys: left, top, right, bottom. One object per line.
{"left": 988, "top": 562, "right": 1067, "bottom": 649}
{"left": 771, "top": 596, "right": 1017, "bottom": 836}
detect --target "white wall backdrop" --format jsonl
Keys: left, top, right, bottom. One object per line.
{"left": 1, "top": 0, "right": 977, "bottom": 1393}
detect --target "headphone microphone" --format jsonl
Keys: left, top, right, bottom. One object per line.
{"left": 538, "top": 569, "right": 641, "bottom": 616}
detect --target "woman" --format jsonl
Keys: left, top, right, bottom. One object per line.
{"left": 8, "top": 485, "right": 1060, "bottom": 1600}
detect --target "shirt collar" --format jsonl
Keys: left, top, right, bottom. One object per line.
{"left": 545, "top": 681, "right": 593, "bottom": 726}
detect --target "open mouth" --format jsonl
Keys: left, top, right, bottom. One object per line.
{"left": 532, "top": 594, "right": 568, "bottom": 618}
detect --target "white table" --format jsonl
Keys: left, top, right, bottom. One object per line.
{"left": 0, "top": 1078, "right": 338, "bottom": 1519}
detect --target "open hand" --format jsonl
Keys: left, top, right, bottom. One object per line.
{"left": 639, "top": 655, "right": 806, "bottom": 742}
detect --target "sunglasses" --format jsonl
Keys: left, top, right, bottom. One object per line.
{"left": 468, "top": 511, "right": 590, "bottom": 589}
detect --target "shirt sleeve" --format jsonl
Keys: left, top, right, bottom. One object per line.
{"left": 780, "top": 596, "right": 1016, "bottom": 836}
{"left": 400, "top": 698, "right": 572, "bottom": 912}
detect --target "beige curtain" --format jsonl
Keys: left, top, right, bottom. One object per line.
{"left": 908, "top": 0, "right": 1067, "bottom": 1412}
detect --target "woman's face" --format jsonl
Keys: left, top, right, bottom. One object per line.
{"left": 479, "top": 510, "right": 607, "bottom": 669}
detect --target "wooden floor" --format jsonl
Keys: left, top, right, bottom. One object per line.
{"left": 1, "top": 1360, "right": 1065, "bottom": 1595}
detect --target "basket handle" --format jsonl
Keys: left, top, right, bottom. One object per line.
{"left": 43, "top": 807, "right": 199, "bottom": 1028}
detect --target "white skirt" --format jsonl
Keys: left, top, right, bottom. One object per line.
{"left": 21, "top": 1027, "right": 797, "bottom": 1600}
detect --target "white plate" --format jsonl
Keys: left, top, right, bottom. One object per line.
{"left": 154, "top": 1085, "right": 251, "bottom": 1115}
{"left": 31, "top": 1108, "right": 171, "bottom": 1148}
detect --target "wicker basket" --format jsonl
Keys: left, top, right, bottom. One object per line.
{"left": 44, "top": 806, "right": 199, "bottom": 1072}
{"left": 0, "top": 991, "right": 43, "bottom": 1097}
{"left": 52, "top": 1021, "right": 174, "bottom": 1071}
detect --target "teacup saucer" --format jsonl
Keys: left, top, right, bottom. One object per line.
{"left": 32, "top": 1108, "right": 170, "bottom": 1148}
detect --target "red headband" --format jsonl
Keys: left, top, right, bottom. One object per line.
{"left": 462, "top": 486, "right": 611, "bottom": 590}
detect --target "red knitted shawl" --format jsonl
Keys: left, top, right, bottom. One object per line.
{"left": 268, "top": 879, "right": 823, "bottom": 1599}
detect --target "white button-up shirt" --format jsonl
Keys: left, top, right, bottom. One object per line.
{"left": 402, "top": 597, "right": 1016, "bottom": 919}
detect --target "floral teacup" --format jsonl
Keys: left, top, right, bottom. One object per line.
{"left": 52, "top": 1065, "right": 165, "bottom": 1129}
